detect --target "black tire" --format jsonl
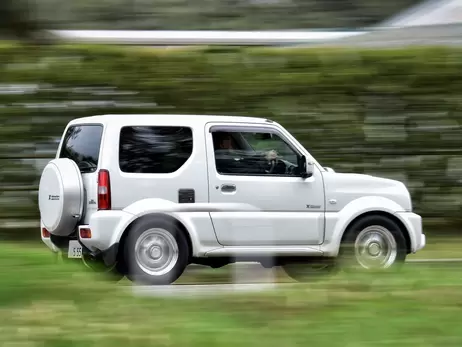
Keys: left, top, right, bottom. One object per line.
{"left": 123, "top": 215, "right": 189, "bottom": 285}
{"left": 105, "top": 265, "right": 126, "bottom": 282}
{"left": 81, "top": 254, "right": 125, "bottom": 282}
{"left": 338, "top": 214, "right": 407, "bottom": 272}
{"left": 282, "top": 258, "right": 338, "bottom": 282}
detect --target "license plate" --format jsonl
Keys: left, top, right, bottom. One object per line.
{"left": 68, "top": 240, "right": 82, "bottom": 259}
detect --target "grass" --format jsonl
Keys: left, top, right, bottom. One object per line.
{"left": 15, "top": 234, "right": 462, "bottom": 286}
{"left": 2, "top": 242, "right": 462, "bottom": 346}
{"left": 175, "top": 235, "right": 462, "bottom": 284}
{"left": 408, "top": 235, "right": 462, "bottom": 260}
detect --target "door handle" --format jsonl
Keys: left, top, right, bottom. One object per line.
{"left": 221, "top": 184, "right": 236, "bottom": 192}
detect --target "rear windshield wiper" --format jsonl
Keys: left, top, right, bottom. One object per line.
{"left": 80, "top": 167, "right": 97, "bottom": 173}
{"left": 78, "top": 161, "right": 97, "bottom": 173}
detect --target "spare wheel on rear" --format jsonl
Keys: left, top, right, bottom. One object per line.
{"left": 39, "top": 158, "right": 85, "bottom": 236}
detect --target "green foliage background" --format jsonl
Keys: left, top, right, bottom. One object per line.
{"left": 1, "top": 44, "right": 461, "bottom": 238}
{"left": 32, "top": 0, "right": 419, "bottom": 30}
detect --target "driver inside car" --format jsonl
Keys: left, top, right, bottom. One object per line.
{"left": 217, "top": 133, "right": 236, "bottom": 150}
{"left": 215, "top": 132, "right": 278, "bottom": 158}
{"left": 213, "top": 132, "right": 283, "bottom": 175}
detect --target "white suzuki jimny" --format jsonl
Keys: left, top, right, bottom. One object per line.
{"left": 39, "top": 114, "right": 426, "bottom": 285}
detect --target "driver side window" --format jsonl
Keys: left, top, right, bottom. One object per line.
{"left": 212, "top": 129, "right": 300, "bottom": 176}
{"left": 241, "top": 132, "right": 298, "bottom": 164}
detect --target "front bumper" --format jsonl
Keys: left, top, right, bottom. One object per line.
{"left": 419, "top": 233, "right": 426, "bottom": 252}
{"left": 394, "top": 211, "right": 425, "bottom": 253}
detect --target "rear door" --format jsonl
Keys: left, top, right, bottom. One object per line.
{"left": 57, "top": 123, "right": 104, "bottom": 224}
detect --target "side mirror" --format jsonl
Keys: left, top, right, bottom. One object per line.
{"left": 298, "top": 155, "right": 314, "bottom": 179}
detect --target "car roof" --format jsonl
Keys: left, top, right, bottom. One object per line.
{"left": 68, "top": 114, "right": 272, "bottom": 127}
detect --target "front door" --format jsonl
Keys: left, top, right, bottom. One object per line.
{"left": 205, "top": 122, "right": 325, "bottom": 247}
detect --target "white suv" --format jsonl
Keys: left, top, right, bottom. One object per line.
{"left": 38, "top": 114, "right": 426, "bottom": 285}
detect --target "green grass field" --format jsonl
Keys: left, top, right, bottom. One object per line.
{"left": 175, "top": 235, "right": 462, "bottom": 284}
{"left": 2, "top": 240, "right": 462, "bottom": 346}
{"left": 408, "top": 236, "right": 462, "bottom": 260}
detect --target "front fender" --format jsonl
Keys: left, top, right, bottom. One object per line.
{"left": 322, "top": 195, "right": 408, "bottom": 256}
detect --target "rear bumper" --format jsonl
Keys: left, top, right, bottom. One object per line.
{"left": 394, "top": 211, "right": 425, "bottom": 253}
{"left": 41, "top": 235, "right": 60, "bottom": 253}
{"left": 40, "top": 210, "right": 133, "bottom": 267}
{"left": 41, "top": 230, "right": 120, "bottom": 268}
{"left": 40, "top": 221, "right": 59, "bottom": 252}
{"left": 78, "top": 210, "right": 133, "bottom": 251}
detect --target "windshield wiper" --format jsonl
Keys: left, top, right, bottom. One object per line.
{"left": 80, "top": 167, "right": 97, "bottom": 173}
{"left": 78, "top": 160, "right": 97, "bottom": 173}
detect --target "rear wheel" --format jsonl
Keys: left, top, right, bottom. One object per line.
{"left": 338, "top": 215, "right": 407, "bottom": 271}
{"left": 124, "top": 216, "right": 189, "bottom": 285}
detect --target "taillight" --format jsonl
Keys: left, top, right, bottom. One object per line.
{"left": 97, "top": 169, "right": 111, "bottom": 210}
{"left": 42, "top": 228, "right": 50, "bottom": 238}
{"left": 80, "top": 228, "right": 92, "bottom": 239}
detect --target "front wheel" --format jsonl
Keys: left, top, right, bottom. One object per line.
{"left": 338, "top": 215, "right": 407, "bottom": 272}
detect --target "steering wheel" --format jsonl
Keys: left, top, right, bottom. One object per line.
{"left": 286, "top": 164, "right": 296, "bottom": 175}
{"left": 266, "top": 159, "right": 276, "bottom": 174}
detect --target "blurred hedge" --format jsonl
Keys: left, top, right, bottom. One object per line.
{"left": 1, "top": 44, "right": 462, "bottom": 239}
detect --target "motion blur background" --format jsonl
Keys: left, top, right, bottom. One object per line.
{"left": 2, "top": 0, "right": 462, "bottom": 239}
{"left": 2, "top": 1, "right": 462, "bottom": 346}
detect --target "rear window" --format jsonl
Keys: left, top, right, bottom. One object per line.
{"left": 119, "top": 126, "right": 193, "bottom": 174}
{"left": 59, "top": 124, "right": 103, "bottom": 173}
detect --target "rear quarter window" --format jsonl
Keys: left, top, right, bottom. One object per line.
{"left": 119, "top": 126, "right": 193, "bottom": 174}
{"left": 59, "top": 124, "right": 103, "bottom": 173}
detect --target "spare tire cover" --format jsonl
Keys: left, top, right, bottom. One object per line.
{"left": 38, "top": 158, "right": 84, "bottom": 236}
